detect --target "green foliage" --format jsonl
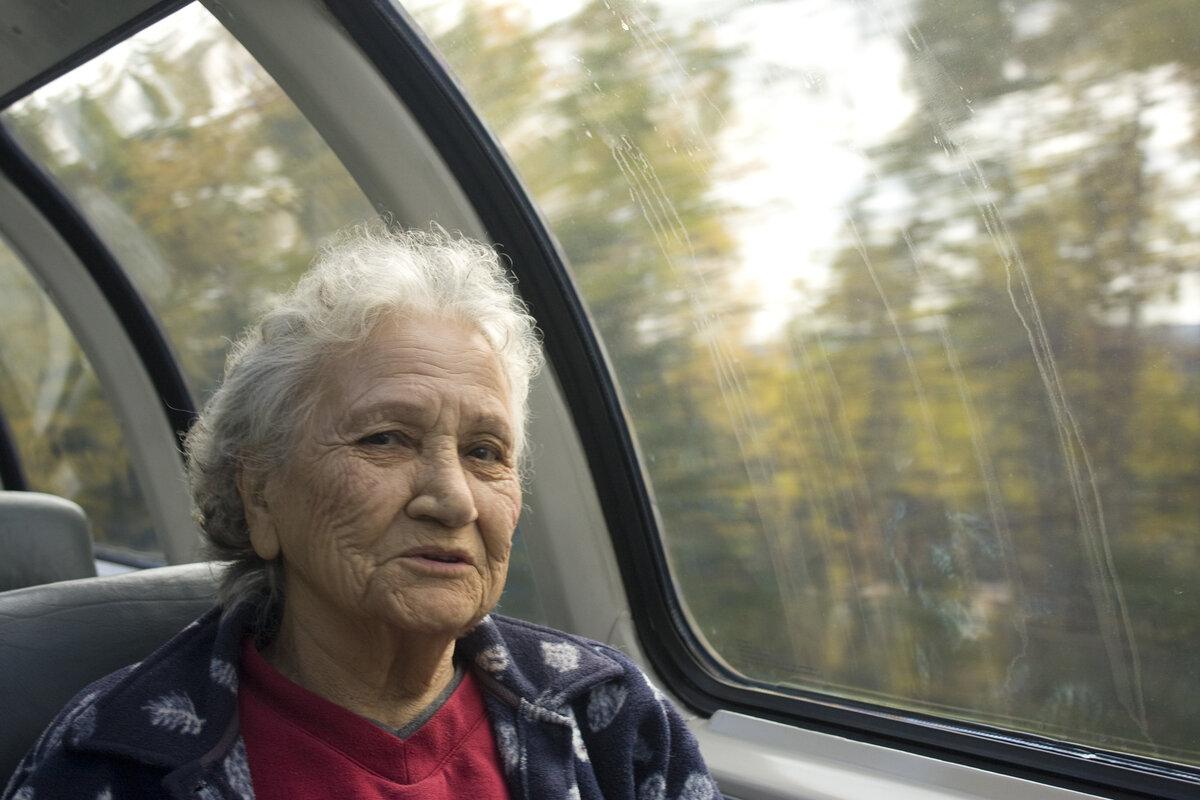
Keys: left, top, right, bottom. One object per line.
{"left": 811, "top": 0, "right": 1200, "bottom": 761}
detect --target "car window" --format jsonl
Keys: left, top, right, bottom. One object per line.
{"left": 0, "top": 2, "right": 548, "bottom": 622}
{"left": 411, "top": 0, "right": 1200, "bottom": 768}
{"left": 0, "top": 233, "right": 157, "bottom": 564}
{"left": 2, "top": 3, "right": 375, "bottom": 404}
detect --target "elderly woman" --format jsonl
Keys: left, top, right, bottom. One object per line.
{"left": 4, "top": 225, "right": 715, "bottom": 800}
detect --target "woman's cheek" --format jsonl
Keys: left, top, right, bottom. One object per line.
{"left": 505, "top": 481, "right": 523, "bottom": 529}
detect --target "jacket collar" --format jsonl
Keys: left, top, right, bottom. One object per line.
{"left": 457, "top": 614, "right": 624, "bottom": 713}
{"left": 67, "top": 603, "right": 248, "bottom": 770}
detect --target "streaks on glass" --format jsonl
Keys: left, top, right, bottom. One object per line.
{"left": 895, "top": 9, "right": 1150, "bottom": 742}
{"left": 421, "top": 0, "right": 1200, "bottom": 765}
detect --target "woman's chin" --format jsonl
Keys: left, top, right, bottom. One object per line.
{"left": 373, "top": 588, "right": 490, "bottom": 640}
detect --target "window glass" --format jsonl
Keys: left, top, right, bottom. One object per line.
{"left": 413, "top": 0, "right": 1200, "bottom": 766}
{"left": 0, "top": 234, "right": 158, "bottom": 563}
{"left": 1, "top": 2, "right": 546, "bottom": 621}
{"left": 2, "top": 3, "right": 375, "bottom": 403}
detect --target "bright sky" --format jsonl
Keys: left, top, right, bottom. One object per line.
{"left": 439, "top": 0, "right": 921, "bottom": 336}
{"left": 412, "top": 0, "right": 917, "bottom": 336}
{"left": 710, "top": 0, "right": 916, "bottom": 336}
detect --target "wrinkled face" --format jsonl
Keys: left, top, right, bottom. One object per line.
{"left": 242, "top": 315, "right": 521, "bottom": 639}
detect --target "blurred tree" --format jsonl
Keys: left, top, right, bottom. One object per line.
{"left": 809, "top": 0, "right": 1199, "bottom": 758}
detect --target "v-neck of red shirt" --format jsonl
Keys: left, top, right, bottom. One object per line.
{"left": 238, "top": 636, "right": 507, "bottom": 797}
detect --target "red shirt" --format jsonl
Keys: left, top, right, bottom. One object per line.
{"left": 238, "top": 638, "right": 510, "bottom": 799}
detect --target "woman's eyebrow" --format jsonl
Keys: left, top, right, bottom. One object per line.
{"left": 468, "top": 412, "right": 515, "bottom": 440}
{"left": 342, "top": 400, "right": 512, "bottom": 436}
{"left": 341, "top": 400, "right": 428, "bottom": 429}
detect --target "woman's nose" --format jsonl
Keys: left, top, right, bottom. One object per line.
{"left": 405, "top": 448, "right": 478, "bottom": 528}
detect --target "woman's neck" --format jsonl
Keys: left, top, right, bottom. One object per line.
{"left": 262, "top": 604, "right": 459, "bottom": 730}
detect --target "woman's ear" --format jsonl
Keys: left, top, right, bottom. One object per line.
{"left": 237, "top": 463, "right": 280, "bottom": 560}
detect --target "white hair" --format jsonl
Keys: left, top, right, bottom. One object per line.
{"left": 184, "top": 223, "right": 543, "bottom": 626}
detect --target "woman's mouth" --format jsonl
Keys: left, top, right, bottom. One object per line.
{"left": 403, "top": 548, "right": 471, "bottom": 569}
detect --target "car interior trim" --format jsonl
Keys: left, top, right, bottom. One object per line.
{"left": 0, "top": 0, "right": 188, "bottom": 110}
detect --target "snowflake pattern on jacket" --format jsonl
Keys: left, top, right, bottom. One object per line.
{"left": 2, "top": 603, "right": 718, "bottom": 800}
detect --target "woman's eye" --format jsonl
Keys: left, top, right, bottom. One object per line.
{"left": 360, "top": 431, "right": 403, "bottom": 447}
{"left": 467, "top": 444, "right": 503, "bottom": 463}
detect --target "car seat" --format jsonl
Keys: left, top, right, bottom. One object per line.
{"left": 0, "top": 490, "right": 97, "bottom": 591}
{"left": 0, "top": 563, "right": 218, "bottom": 781}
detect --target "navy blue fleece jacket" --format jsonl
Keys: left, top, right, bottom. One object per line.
{"left": 3, "top": 603, "right": 716, "bottom": 800}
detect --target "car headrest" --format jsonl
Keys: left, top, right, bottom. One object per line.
{"left": 0, "top": 563, "right": 220, "bottom": 781}
{"left": 0, "top": 490, "right": 97, "bottom": 591}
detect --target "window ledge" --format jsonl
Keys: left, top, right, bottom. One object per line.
{"left": 692, "top": 710, "right": 1103, "bottom": 800}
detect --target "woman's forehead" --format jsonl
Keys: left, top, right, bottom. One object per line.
{"left": 315, "top": 315, "right": 514, "bottom": 425}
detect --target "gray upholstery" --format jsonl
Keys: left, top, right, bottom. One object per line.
{"left": 0, "top": 563, "right": 219, "bottom": 781}
{"left": 0, "top": 490, "right": 97, "bottom": 591}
